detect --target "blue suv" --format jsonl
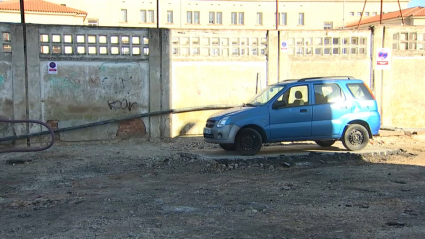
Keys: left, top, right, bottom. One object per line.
{"left": 203, "top": 76, "right": 381, "bottom": 156}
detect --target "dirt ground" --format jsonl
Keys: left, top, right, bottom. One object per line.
{"left": 1, "top": 133, "right": 425, "bottom": 239}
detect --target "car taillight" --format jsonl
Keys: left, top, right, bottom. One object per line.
{"left": 364, "top": 83, "right": 376, "bottom": 100}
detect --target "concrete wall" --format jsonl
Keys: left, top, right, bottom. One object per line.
{"left": 1, "top": 22, "right": 425, "bottom": 145}
{"left": 40, "top": 61, "right": 149, "bottom": 141}
{"left": 373, "top": 26, "right": 425, "bottom": 128}
{"left": 0, "top": 24, "right": 14, "bottom": 139}
{"left": 277, "top": 30, "right": 372, "bottom": 84}
{"left": 170, "top": 29, "right": 267, "bottom": 137}
{"left": 0, "top": 23, "right": 169, "bottom": 143}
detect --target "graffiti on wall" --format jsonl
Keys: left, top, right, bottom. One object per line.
{"left": 49, "top": 77, "right": 81, "bottom": 89}
{"left": 107, "top": 99, "right": 138, "bottom": 112}
{"left": 89, "top": 75, "right": 133, "bottom": 95}
{"left": 43, "top": 63, "right": 147, "bottom": 116}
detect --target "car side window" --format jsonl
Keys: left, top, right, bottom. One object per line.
{"left": 314, "top": 83, "right": 345, "bottom": 105}
{"left": 275, "top": 85, "right": 309, "bottom": 108}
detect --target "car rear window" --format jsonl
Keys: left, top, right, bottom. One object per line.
{"left": 347, "top": 83, "right": 374, "bottom": 100}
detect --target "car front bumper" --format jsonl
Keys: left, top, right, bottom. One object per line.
{"left": 203, "top": 124, "right": 240, "bottom": 144}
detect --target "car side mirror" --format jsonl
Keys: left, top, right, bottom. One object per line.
{"left": 273, "top": 100, "right": 286, "bottom": 109}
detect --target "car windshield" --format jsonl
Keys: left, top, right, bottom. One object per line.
{"left": 244, "top": 85, "right": 285, "bottom": 106}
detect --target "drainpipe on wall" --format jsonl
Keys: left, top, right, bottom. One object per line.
{"left": 157, "top": 0, "right": 159, "bottom": 28}
{"left": 369, "top": 26, "right": 375, "bottom": 90}
{"left": 20, "top": 0, "right": 30, "bottom": 147}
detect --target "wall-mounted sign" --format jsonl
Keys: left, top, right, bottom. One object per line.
{"left": 280, "top": 41, "right": 288, "bottom": 52}
{"left": 48, "top": 62, "right": 58, "bottom": 74}
{"left": 375, "top": 48, "right": 391, "bottom": 70}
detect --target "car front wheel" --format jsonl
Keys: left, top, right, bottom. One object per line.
{"left": 235, "top": 128, "right": 262, "bottom": 156}
{"left": 342, "top": 124, "right": 369, "bottom": 151}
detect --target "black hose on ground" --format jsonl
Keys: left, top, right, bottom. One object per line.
{"left": 0, "top": 119, "right": 55, "bottom": 153}
{"left": 0, "top": 105, "right": 238, "bottom": 143}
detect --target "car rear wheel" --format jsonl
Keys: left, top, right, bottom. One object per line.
{"left": 315, "top": 140, "right": 336, "bottom": 147}
{"left": 219, "top": 144, "right": 235, "bottom": 151}
{"left": 342, "top": 124, "right": 369, "bottom": 151}
{"left": 235, "top": 128, "right": 262, "bottom": 156}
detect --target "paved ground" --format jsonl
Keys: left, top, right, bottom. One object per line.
{"left": 0, "top": 131, "right": 424, "bottom": 239}
{"left": 193, "top": 141, "right": 398, "bottom": 160}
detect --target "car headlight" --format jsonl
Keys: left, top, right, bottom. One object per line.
{"left": 217, "top": 117, "right": 230, "bottom": 128}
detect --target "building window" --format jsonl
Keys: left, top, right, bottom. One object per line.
{"left": 187, "top": 11, "right": 193, "bottom": 24}
{"left": 298, "top": 13, "right": 304, "bottom": 25}
{"left": 121, "top": 9, "right": 128, "bottom": 23}
{"left": 231, "top": 12, "right": 237, "bottom": 24}
{"left": 148, "top": 10, "right": 154, "bottom": 23}
{"left": 350, "top": 12, "right": 354, "bottom": 16}
{"left": 88, "top": 19, "right": 99, "bottom": 26}
{"left": 372, "top": 12, "right": 377, "bottom": 16}
{"left": 167, "top": 10, "right": 173, "bottom": 23}
{"left": 238, "top": 12, "right": 244, "bottom": 25}
{"left": 209, "top": 12, "right": 222, "bottom": 24}
{"left": 357, "top": 12, "right": 362, "bottom": 16}
{"left": 365, "top": 12, "right": 369, "bottom": 16}
{"left": 324, "top": 22, "right": 333, "bottom": 30}
{"left": 257, "top": 12, "right": 263, "bottom": 25}
{"left": 140, "top": 10, "right": 146, "bottom": 23}
{"left": 280, "top": 12, "right": 287, "bottom": 25}
{"left": 209, "top": 12, "right": 215, "bottom": 24}
{"left": 194, "top": 11, "right": 200, "bottom": 24}
{"left": 2, "top": 32, "right": 11, "bottom": 41}
{"left": 217, "top": 12, "right": 222, "bottom": 24}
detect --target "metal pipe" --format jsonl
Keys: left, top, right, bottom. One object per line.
{"left": 0, "top": 105, "right": 237, "bottom": 143}
{"left": 20, "top": 0, "right": 30, "bottom": 146}
{"left": 157, "top": 0, "right": 160, "bottom": 28}
{"left": 357, "top": 0, "right": 368, "bottom": 29}
{"left": 398, "top": 0, "right": 405, "bottom": 25}
{"left": 276, "top": 0, "right": 279, "bottom": 30}
{"left": 380, "top": 0, "right": 383, "bottom": 24}
{"left": 0, "top": 119, "right": 55, "bottom": 153}
{"left": 343, "top": 0, "right": 345, "bottom": 29}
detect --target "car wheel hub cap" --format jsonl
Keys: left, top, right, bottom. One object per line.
{"left": 242, "top": 135, "right": 255, "bottom": 149}
{"left": 349, "top": 129, "right": 364, "bottom": 145}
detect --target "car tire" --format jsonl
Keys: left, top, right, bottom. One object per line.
{"left": 342, "top": 124, "right": 369, "bottom": 151}
{"left": 235, "top": 128, "right": 262, "bottom": 156}
{"left": 219, "top": 144, "right": 235, "bottom": 151}
{"left": 315, "top": 140, "right": 336, "bottom": 147}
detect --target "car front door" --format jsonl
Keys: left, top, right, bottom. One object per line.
{"left": 269, "top": 85, "right": 312, "bottom": 140}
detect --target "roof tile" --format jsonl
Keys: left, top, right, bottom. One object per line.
{"left": 0, "top": 0, "right": 87, "bottom": 15}
{"left": 347, "top": 6, "right": 425, "bottom": 27}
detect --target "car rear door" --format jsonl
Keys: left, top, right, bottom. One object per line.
{"left": 311, "top": 82, "right": 353, "bottom": 138}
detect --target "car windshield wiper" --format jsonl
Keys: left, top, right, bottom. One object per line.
{"left": 243, "top": 103, "right": 257, "bottom": 107}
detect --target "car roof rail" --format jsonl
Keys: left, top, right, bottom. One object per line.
{"left": 297, "top": 76, "right": 356, "bottom": 82}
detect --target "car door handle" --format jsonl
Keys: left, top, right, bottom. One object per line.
{"left": 300, "top": 109, "right": 308, "bottom": 113}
